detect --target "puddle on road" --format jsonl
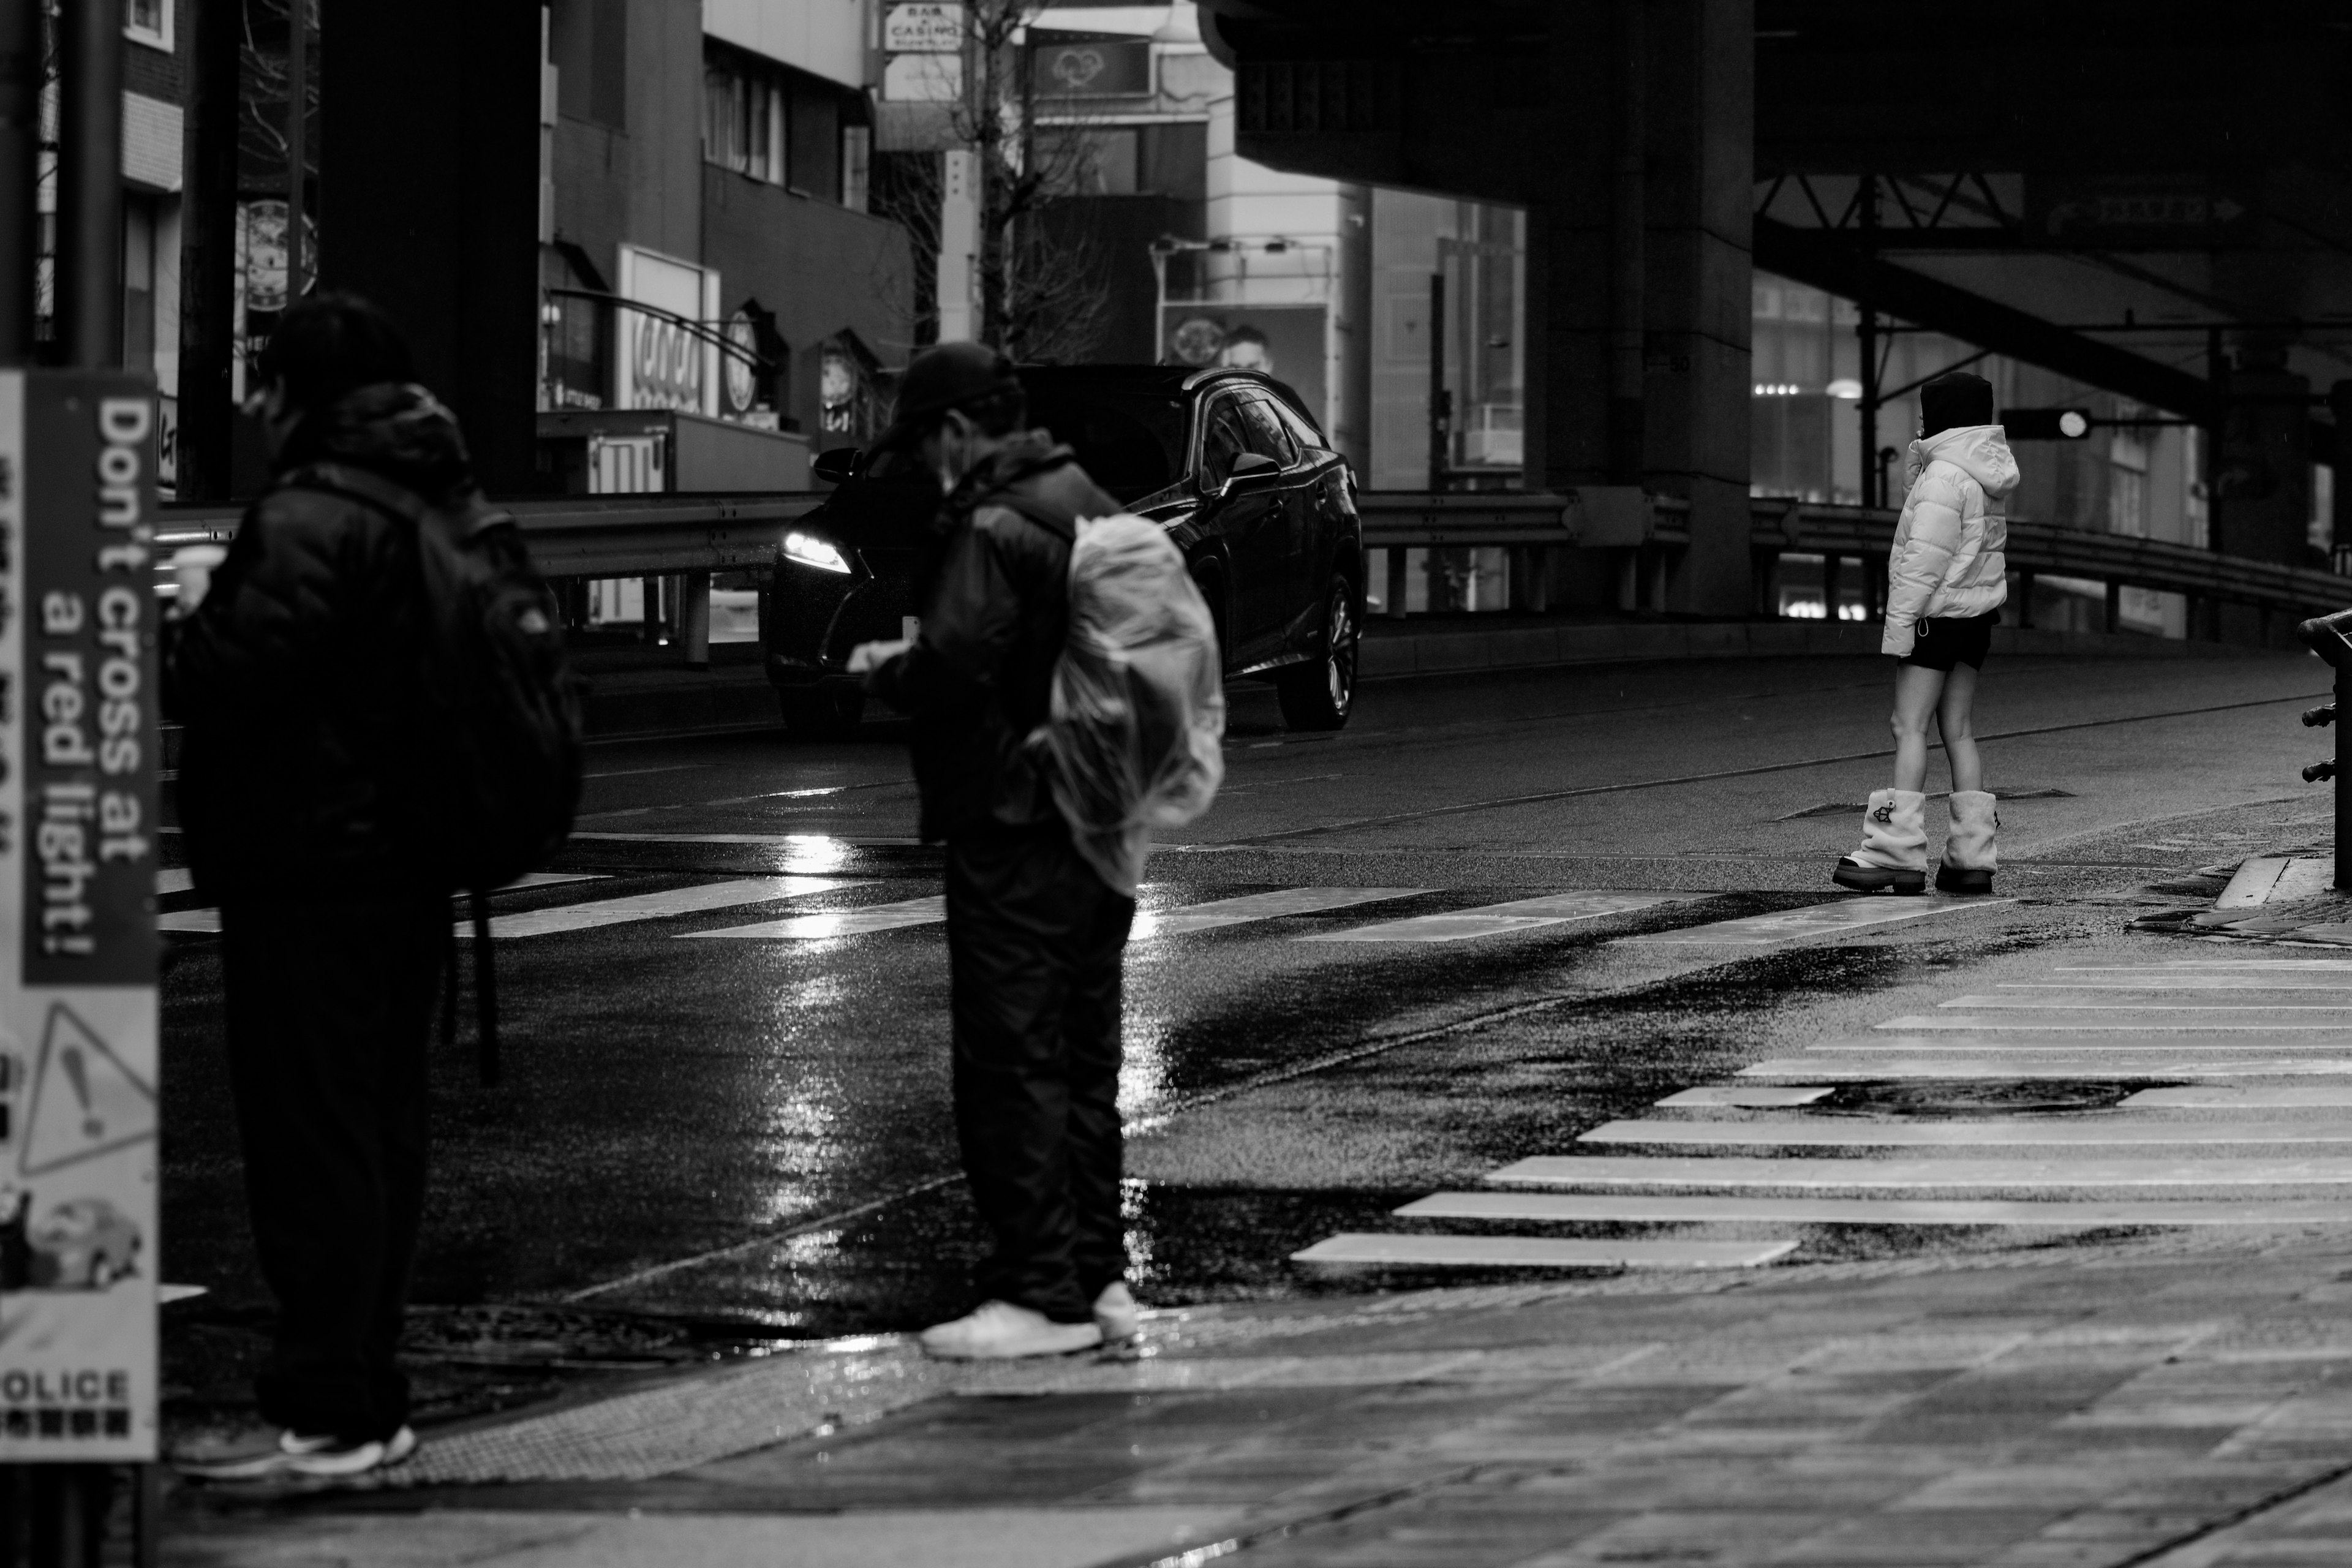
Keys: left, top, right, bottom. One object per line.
{"left": 1819, "top": 1080, "right": 2160, "bottom": 1117}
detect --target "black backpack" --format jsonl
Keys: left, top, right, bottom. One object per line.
{"left": 288, "top": 464, "right": 588, "bottom": 1082}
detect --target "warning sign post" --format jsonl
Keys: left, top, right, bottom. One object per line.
{"left": 0, "top": 370, "right": 162, "bottom": 1464}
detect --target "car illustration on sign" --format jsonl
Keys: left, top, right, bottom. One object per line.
{"left": 28, "top": 1198, "right": 142, "bottom": 1290}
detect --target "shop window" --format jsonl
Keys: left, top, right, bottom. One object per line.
{"left": 124, "top": 0, "right": 171, "bottom": 51}
{"left": 122, "top": 194, "right": 157, "bottom": 371}
{"left": 704, "top": 63, "right": 783, "bottom": 183}
{"left": 787, "top": 85, "right": 839, "bottom": 200}
{"left": 842, "top": 126, "right": 871, "bottom": 214}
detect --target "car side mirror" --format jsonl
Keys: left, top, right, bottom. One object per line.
{"left": 1218, "top": 451, "right": 1281, "bottom": 499}
{"left": 813, "top": 447, "right": 862, "bottom": 486}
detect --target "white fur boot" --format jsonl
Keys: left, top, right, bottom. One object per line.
{"left": 1936, "top": 790, "right": 1998, "bottom": 894}
{"left": 1833, "top": 789, "right": 1928, "bottom": 894}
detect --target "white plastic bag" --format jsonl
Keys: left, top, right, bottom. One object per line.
{"left": 1040, "top": 514, "right": 1225, "bottom": 895}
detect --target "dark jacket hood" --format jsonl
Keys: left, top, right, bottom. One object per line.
{"left": 275, "top": 382, "right": 476, "bottom": 503}
{"left": 944, "top": 433, "right": 1082, "bottom": 523}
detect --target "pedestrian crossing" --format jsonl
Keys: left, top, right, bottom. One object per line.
{"left": 1295, "top": 956, "right": 2352, "bottom": 1271}
{"left": 153, "top": 872, "right": 2027, "bottom": 952}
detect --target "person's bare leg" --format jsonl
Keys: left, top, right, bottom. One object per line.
{"left": 1937, "top": 663, "right": 1981, "bottom": 794}
{"left": 1890, "top": 664, "right": 1947, "bottom": 793}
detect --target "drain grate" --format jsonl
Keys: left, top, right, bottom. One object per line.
{"left": 1818, "top": 1080, "right": 2157, "bottom": 1117}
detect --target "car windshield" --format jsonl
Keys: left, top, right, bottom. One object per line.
{"left": 1025, "top": 386, "right": 1189, "bottom": 502}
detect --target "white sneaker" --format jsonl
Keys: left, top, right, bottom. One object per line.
{"left": 920, "top": 1300, "right": 1103, "bottom": 1361}
{"left": 176, "top": 1423, "right": 417, "bottom": 1481}
{"left": 1093, "top": 1282, "right": 1139, "bottom": 1344}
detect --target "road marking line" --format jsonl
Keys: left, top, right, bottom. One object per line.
{"left": 1878, "top": 1014, "right": 2352, "bottom": 1032}
{"left": 1655, "top": 1085, "right": 1836, "bottom": 1108}
{"left": 1488, "top": 1155, "right": 2352, "bottom": 1189}
{"left": 1298, "top": 891, "right": 1687, "bottom": 944}
{"left": 1943, "top": 995, "right": 2352, "bottom": 1011}
{"left": 1397, "top": 1193, "right": 2352, "bottom": 1227}
{"left": 1290, "top": 1235, "right": 1796, "bottom": 1268}
{"left": 1132, "top": 888, "right": 1432, "bottom": 940}
{"left": 2124, "top": 1085, "right": 2352, "bottom": 1109}
{"left": 156, "top": 868, "right": 194, "bottom": 896}
{"left": 568, "top": 832, "right": 925, "bottom": 846}
{"left": 1621, "top": 896, "right": 2012, "bottom": 946}
{"left": 478, "top": 877, "right": 853, "bottom": 938}
{"left": 1578, "top": 1117, "right": 2352, "bottom": 1147}
{"left": 1997, "top": 980, "right": 2352, "bottom": 991}
{"left": 1818, "top": 1035, "right": 2352, "bottom": 1054}
{"left": 1742, "top": 1057, "right": 2352, "bottom": 1080}
{"left": 2070, "top": 961, "right": 2352, "bottom": 971}
{"left": 684, "top": 894, "right": 946, "bottom": 940}
{"left": 162, "top": 872, "right": 614, "bottom": 937}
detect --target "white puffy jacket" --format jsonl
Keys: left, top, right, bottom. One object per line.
{"left": 1880, "top": 424, "right": 2021, "bottom": 658}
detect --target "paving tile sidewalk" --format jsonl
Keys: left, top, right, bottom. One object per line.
{"left": 168, "top": 1234, "right": 2352, "bottom": 1568}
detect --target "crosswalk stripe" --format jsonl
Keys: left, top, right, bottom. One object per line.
{"left": 1396, "top": 1192, "right": 2352, "bottom": 1227}
{"left": 161, "top": 872, "right": 615, "bottom": 937}
{"left": 1996, "top": 981, "right": 2352, "bottom": 991}
{"left": 1876, "top": 1014, "right": 2352, "bottom": 1032}
{"left": 1621, "top": 896, "right": 2012, "bottom": 946}
{"left": 1297, "top": 891, "right": 1687, "bottom": 944}
{"left": 1290, "top": 1235, "right": 1797, "bottom": 1268}
{"left": 1132, "top": 888, "right": 1432, "bottom": 940}
{"left": 479, "top": 877, "right": 850, "bottom": 939}
{"left": 2057, "top": 962, "right": 2352, "bottom": 971}
{"left": 1945, "top": 995, "right": 2352, "bottom": 1010}
{"left": 1578, "top": 1117, "right": 2352, "bottom": 1147}
{"left": 156, "top": 868, "right": 194, "bottom": 896}
{"left": 1741, "top": 1056, "right": 2352, "bottom": 1080}
{"left": 1814, "top": 1037, "right": 2352, "bottom": 1054}
{"left": 1488, "top": 1155, "right": 2352, "bottom": 1189}
{"left": 683, "top": 894, "right": 946, "bottom": 940}
{"left": 1655, "top": 1085, "right": 1835, "bottom": 1108}
{"left": 2123, "top": 1085, "right": 2352, "bottom": 1109}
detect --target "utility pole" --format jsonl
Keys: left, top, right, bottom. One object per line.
{"left": 0, "top": 0, "right": 38, "bottom": 360}
{"left": 1856, "top": 175, "right": 1880, "bottom": 509}
{"left": 56, "top": 0, "right": 124, "bottom": 368}
{"left": 178, "top": 0, "right": 244, "bottom": 497}
{"left": 1605, "top": 0, "right": 1645, "bottom": 484}
{"left": 287, "top": 0, "right": 308, "bottom": 298}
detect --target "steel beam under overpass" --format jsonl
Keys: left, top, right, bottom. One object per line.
{"left": 1755, "top": 220, "right": 2220, "bottom": 425}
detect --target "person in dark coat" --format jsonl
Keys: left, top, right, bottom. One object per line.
{"left": 851, "top": 343, "right": 1139, "bottom": 1360}
{"left": 169, "top": 293, "right": 466, "bottom": 1479}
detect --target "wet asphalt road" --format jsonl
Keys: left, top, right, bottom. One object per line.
{"left": 156, "top": 648, "right": 2335, "bottom": 1404}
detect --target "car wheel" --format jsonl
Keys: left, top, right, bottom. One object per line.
{"left": 1275, "top": 575, "right": 1358, "bottom": 731}
{"left": 778, "top": 690, "right": 866, "bottom": 739}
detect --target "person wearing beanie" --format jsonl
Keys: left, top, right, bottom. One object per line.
{"left": 1834, "top": 371, "right": 2020, "bottom": 896}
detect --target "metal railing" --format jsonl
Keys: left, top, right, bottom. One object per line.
{"left": 160, "top": 488, "right": 2350, "bottom": 641}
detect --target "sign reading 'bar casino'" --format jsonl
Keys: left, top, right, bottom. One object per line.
{"left": 0, "top": 371, "right": 162, "bottom": 1463}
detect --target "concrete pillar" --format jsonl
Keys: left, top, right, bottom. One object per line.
{"left": 321, "top": 0, "right": 541, "bottom": 493}
{"left": 2214, "top": 346, "right": 2311, "bottom": 644}
{"left": 1526, "top": 0, "right": 1753, "bottom": 616}
{"left": 2332, "top": 381, "right": 2352, "bottom": 570}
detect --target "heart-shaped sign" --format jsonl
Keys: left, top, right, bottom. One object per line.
{"left": 1050, "top": 47, "right": 1106, "bottom": 89}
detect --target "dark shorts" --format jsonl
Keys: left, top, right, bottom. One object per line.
{"left": 1900, "top": 610, "right": 1997, "bottom": 673}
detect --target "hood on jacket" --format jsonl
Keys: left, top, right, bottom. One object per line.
{"left": 274, "top": 382, "right": 477, "bottom": 503}
{"left": 943, "top": 432, "right": 1082, "bottom": 520}
{"left": 1904, "top": 423, "right": 2020, "bottom": 499}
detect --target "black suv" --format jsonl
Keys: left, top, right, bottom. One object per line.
{"left": 765, "top": 364, "right": 1366, "bottom": 735}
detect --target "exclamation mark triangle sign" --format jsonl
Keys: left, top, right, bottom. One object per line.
{"left": 21, "top": 1005, "right": 155, "bottom": 1177}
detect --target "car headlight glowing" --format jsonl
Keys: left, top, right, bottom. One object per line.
{"left": 783, "top": 530, "right": 853, "bottom": 574}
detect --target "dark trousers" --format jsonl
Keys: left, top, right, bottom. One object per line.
{"left": 946, "top": 825, "right": 1136, "bottom": 1324}
{"left": 221, "top": 895, "right": 445, "bottom": 1441}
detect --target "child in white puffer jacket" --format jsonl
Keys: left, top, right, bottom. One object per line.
{"left": 1834, "top": 372, "right": 2022, "bottom": 896}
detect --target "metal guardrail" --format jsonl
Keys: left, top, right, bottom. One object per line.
{"left": 156, "top": 493, "right": 824, "bottom": 587}
{"left": 1757, "top": 500, "right": 2352, "bottom": 624}
{"left": 160, "top": 488, "right": 2351, "bottom": 626}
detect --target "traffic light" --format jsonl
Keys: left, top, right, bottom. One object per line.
{"left": 2003, "top": 408, "right": 2094, "bottom": 440}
